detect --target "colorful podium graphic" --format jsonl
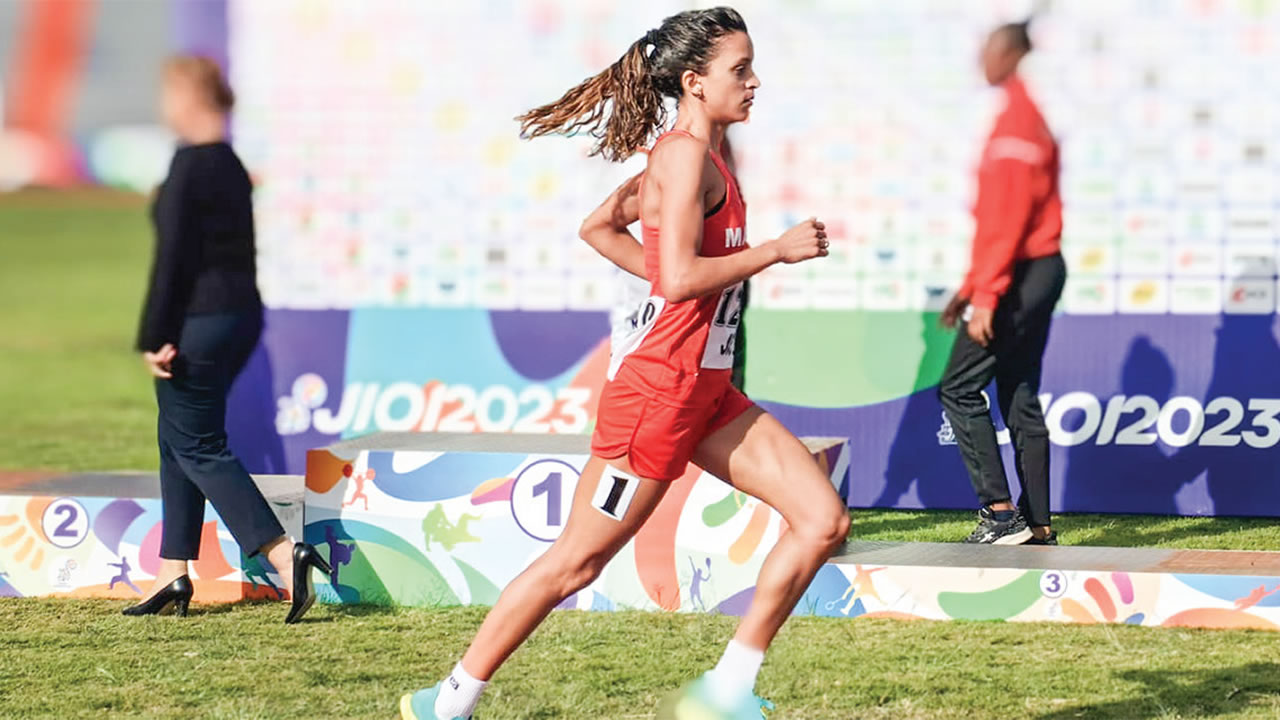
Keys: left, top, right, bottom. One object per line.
{"left": 303, "top": 433, "right": 851, "bottom": 612}
{"left": 811, "top": 543, "right": 1280, "bottom": 632}
{"left": 0, "top": 473, "right": 302, "bottom": 602}
{"left": 301, "top": 433, "right": 1280, "bottom": 632}
{"left": 6, "top": 453, "right": 1280, "bottom": 634}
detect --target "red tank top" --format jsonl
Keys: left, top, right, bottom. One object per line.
{"left": 607, "top": 130, "right": 748, "bottom": 406}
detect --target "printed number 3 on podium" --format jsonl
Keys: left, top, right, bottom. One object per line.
{"left": 593, "top": 466, "right": 641, "bottom": 521}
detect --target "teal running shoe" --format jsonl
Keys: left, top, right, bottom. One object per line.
{"left": 399, "top": 683, "right": 471, "bottom": 720}
{"left": 661, "top": 673, "right": 774, "bottom": 720}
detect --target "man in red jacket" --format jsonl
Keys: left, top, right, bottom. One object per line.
{"left": 940, "top": 20, "right": 1066, "bottom": 546}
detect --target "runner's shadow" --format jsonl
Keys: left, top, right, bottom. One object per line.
{"left": 1033, "top": 662, "right": 1280, "bottom": 719}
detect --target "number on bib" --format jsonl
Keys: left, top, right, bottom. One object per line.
{"left": 702, "top": 283, "right": 744, "bottom": 369}
{"left": 593, "top": 466, "right": 640, "bottom": 521}
{"left": 608, "top": 296, "right": 665, "bottom": 381}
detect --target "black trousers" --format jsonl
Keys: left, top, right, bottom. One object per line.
{"left": 155, "top": 310, "right": 284, "bottom": 560}
{"left": 938, "top": 254, "right": 1066, "bottom": 528}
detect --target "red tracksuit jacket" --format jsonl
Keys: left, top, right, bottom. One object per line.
{"left": 960, "top": 75, "right": 1063, "bottom": 311}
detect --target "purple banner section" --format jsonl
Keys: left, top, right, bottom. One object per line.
{"left": 764, "top": 314, "right": 1280, "bottom": 517}
{"left": 228, "top": 310, "right": 349, "bottom": 475}
{"left": 171, "top": 0, "right": 229, "bottom": 71}
{"left": 487, "top": 310, "right": 609, "bottom": 381}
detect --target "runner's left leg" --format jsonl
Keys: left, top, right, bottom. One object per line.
{"left": 688, "top": 407, "right": 849, "bottom": 707}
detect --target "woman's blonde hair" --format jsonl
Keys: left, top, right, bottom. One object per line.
{"left": 165, "top": 55, "right": 235, "bottom": 112}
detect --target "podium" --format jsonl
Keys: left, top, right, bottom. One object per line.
{"left": 302, "top": 432, "right": 851, "bottom": 612}
{"left": 816, "top": 541, "right": 1280, "bottom": 631}
{"left": 10, "top": 437, "right": 1280, "bottom": 633}
{"left": 0, "top": 471, "right": 302, "bottom": 601}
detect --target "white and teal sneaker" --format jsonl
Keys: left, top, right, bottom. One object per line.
{"left": 663, "top": 673, "right": 774, "bottom": 720}
{"left": 399, "top": 683, "right": 471, "bottom": 720}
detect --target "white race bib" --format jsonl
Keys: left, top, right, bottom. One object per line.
{"left": 701, "top": 282, "right": 744, "bottom": 370}
{"left": 608, "top": 295, "right": 665, "bottom": 381}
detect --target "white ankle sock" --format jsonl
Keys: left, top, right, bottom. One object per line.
{"left": 434, "top": 662, "right": 487, "bottom": 719}
{"left": 707, "top": 639, "right": 765, "bottom": 708}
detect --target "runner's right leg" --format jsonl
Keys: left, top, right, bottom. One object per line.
{"left": 402, "top": 454, "right": 670, "bottom": 720}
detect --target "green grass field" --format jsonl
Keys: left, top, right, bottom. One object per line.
{"left": 0, "top": 189, "right": 157, "bottom": 471}
{"left": 3, "top": 600, "right": 1280, "bottom": 720}
{"left": 3, "top": 189, "right": 1280, "bottom": 719}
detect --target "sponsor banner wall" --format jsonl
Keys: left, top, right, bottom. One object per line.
{"left": 752, "top": 313, "right": 1280, "bottom": 517}
{"left": 229, "top": 308, "right": 611, "bottom": 474}
{"left": 230, "top": 309, "right": 1280, "bottom": 517}
{"left": 229, "top": 1, "right": 1280, "bottom": 316}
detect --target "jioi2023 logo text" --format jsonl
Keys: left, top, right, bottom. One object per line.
{"left": 276, "top": 373, "right": 592, "bottom": 436}
{"left": 938, "top": 392, "right": 1280, "bottom": 449}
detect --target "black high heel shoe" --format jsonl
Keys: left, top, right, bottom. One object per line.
{"left": 122, "top": 575, "right": 193, "bottom": 617}
{"left": 285, "top": 542, "right": 332, "bottom": 625}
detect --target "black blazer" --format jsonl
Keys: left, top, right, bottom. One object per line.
{"left": 136, "top": 142, "right": 262, "bottom": 352}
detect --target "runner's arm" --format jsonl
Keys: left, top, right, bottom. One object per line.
{"left": 653, "top": 137, "right": 780, "bottom": 303}
{"left": 654, "top": 136, "right": 823, "bottom": 303}
{"left": 579, "top": 173, "right": 646, "bottom": 280}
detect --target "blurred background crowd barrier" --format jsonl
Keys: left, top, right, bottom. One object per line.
{"left": 6, "top": 0, "right": 1280, "bottom": 516}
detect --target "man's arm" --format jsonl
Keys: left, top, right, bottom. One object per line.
{"left": 965, "top": 154, "right": 1037, "bottom": 311}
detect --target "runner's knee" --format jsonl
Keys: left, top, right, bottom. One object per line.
{"left": 542, "top": 547, "right": 610, "bottom": 597}
{"left": 791, "top": 497, "right": 849, "bottom": 554}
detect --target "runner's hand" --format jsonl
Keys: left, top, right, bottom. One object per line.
{"left": 940, "top": 293, "right": 968, "bottom": 329}
{"left": 142, "top": 343, "right": 177, "bottom": 379}
{"left": 772, "top": 217, "right": 828, "bottom": 264}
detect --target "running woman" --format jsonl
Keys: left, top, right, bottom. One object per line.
{"left": 400, "top": 8, "right": 847, "bottom": 720}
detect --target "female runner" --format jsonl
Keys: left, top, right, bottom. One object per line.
{"left": 401, "top": 8, "right": 847, "bottom": 719}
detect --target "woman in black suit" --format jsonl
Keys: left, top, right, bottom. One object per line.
{"left": 130, "top": 56, "right": 328, "bottom": 622}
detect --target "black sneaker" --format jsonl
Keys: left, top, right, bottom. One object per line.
{"left": 1026, "top": 531, "right": 1058, "bottom": 546}
{"left": 963, "top": 506, "right": 1033, "bottom": 545}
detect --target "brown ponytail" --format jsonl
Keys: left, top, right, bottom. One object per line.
{"left": 517, "top": 7, "right": 748, "bottom": 163}
{"left": 516, "top": 38, "right": 663, "bottom": 162}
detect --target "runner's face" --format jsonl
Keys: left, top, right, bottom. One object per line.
{"left": 693, "top": 31, "right": 759, "bottom": 124}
